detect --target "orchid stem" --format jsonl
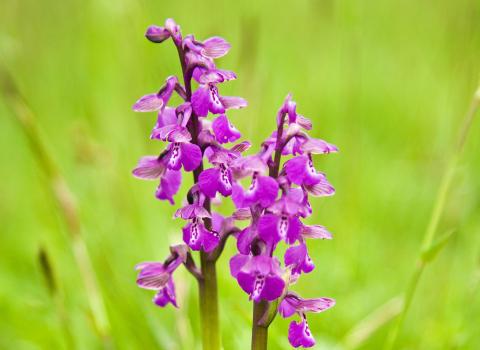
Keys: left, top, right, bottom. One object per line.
{"left": 384, "top": 85, "right": 480, "bottom": 350}
{"left": 199, "top": 253, "right": 221, "bottom": 350}
{"left": 252, "top": 301, "right": 269, "bottom": 350}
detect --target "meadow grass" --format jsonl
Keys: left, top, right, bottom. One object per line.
{"left": 1, "top": 0, "right": 480, "bottom": 349}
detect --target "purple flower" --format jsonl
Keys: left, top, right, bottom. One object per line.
{"left": 132, "top": 156, "right": 182, "bottom": 204}
{"left": 279, "top": 292, "right": 335, "bottom": 318}
{"left": 230, "top": 254, "right": 285, "bottom": 302}
{"left": 212, "top": 114, "right": 241, "bottom": 144}
{"left": 153, "top": 278, "right": 177, "bottom": 307}
{"left": 150, "top": 103, "right": 192, "bottom": 142}
{"left": 232, "top": 172, "right": 279, "bottom": 208}
{"left": 197, "top": 146, "right": 245, "bottom": 198}
{"left": 135, "top": 245, "right": 189, "bottom": 308}
{"left": 182, "top": 217, "right": 220, "bottom": 252}
{"left": 258, "top": 213, "right": 302, "bottom": 246}
{"left": 277, "top": 94, "right": 313, "bottom": 130}
{"left": 284, "top": 243, "right": 314, "bottom": 275}
{"left": 279, "top": 292, "right": 335, "bottom": 348}
{"left": 192, "top": 83, "right": 247, "bottom": 117}
{"left": 257, "top": 189, "right": 307, "bottom": 246}
{"left": 184, "top": 35, "right": 231, "bottom": 60}
{"left": 198, "top": 165, "right": 233, "bottom": 198}
{"left": 132, "top": 76, "right": 178, "bottom": 112}
{"left": 284, "top": 155, "right": 325, "bottom": 186}
{"left": 163, "top": 141, "right": 202, "bottom": 172}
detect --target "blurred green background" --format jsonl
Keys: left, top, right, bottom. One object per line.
{"left": 1, "top": 0, "right": 480, "bottom": 349}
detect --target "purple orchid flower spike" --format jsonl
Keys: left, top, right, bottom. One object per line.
{"left": 133, "top": 18, "right": 337, "bottom": 350}
{"left": 279, "top": 292, "right": 335, "bottom": 348}
{"left": 230, "top": 254, "right": 285, "bottom": 302}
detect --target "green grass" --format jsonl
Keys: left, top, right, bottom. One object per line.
{"left": 1, "top": 0, "right": 480, "bottom": 349}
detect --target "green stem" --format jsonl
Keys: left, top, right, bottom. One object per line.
{"left": 384, "top": 86, "right": 480, "bottom": 350}
{"left": 252, "top": 301, "right": 269, "bottom": 350}
{"left": 198, "top": 253, "right": 220, "bottom": 350}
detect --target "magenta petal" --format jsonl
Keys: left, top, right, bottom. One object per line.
{"left": 298, "top": 297, "right": 336, "bottom": 313}
{"left": 286, "top": 216, "right": 302, "bottom": 244}
{"left": 252, "top": 175, "right": 279, "bottom": 208}
{"left": 136, "top": 262, "right": 169, "bottom": 290}
{"left": 229, "top": 254, "right": 249, "bottom": 278}
{"left": 285, "top": 243, "right": 314, "bottom": 275}
{"left": 296, "top": 115, "right": 313, "bottom": 130}
{"left": 198, "top": 69, "right": 236, "bottom": 84}
{"left": 198, "top": 168, "right": 220, "bottom": 198}
{"left": 304, "top": 176, "right": 335, "bottom": 197}
{"left": 302, "top": 225, "right": 332, "bottom": 240}
{"left": 278, "top": 296, "right": 297, "bottom": 318}
{"left": 132, "top": 93, "right": 163, "bottom": 112}
{"left": 202, "top": 230, "right": 220, "bottom": 253}
{"left": 284, "top": 156, "right": 308, "bottom": 185}
{"left": 236, "top": 226, "right": 256, "bottom": 255}
{"left": 153, "top": 278, "right": 177, "bottom": 308}
{"left": 260, "top": 274, "right": 285, "bottom": 301}
{"left": 220, "top": 96, "right": 248, "bottom": 110}
{"left": 212, "top": 114, "right": 241, "bottom": 144}
{"left": 208, "top": 85, "right": 226, "bottom": 115}
{"left": 288, "top": 318, "right": 316, "bottom": 348}
{"left": 182, "top": 220, "right": 203, "bottom": 251}
{"left": 191, "top": 85, "right": 210, "bottom": 117}
{"left": 155, "top": 107, "right": 177, "bottom": 128}
{"left": 145, "top": 25, "right": 171, "bottom": 43}
{"left": 217, "top": 165, "right": 233, "bottom": 197}
{"left": 132, "top": 156, "right": 165, "bottom": 180}
{"left": 258, "top": 214, "right": 281, "bottom": 245}
{"left": 155, "top": 169, "right": 181, "bottom": 204}
{"left": 232, "top": 182, "right": 246, "bottom": 208}
{"left": 237, "top": 270, "right": 256, "bottom": 296}
{"left": 301, "top": 138, "right": 338, "bottom": 154}
{"left": 180, "top": 142, "right": 202, "bottom": 172}
{"left": 174, "top": 204, "right": 211, "bottom": 220}
{"left": 201, "top": 36, "right": 231, "bottom": 58}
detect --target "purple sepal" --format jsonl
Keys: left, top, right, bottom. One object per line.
{"left": 145, "top": 25, "right": 171, "bottom": 43}
{"left": 212, "top": 114, "right": 241, "bottom": 144}
{"left": 284, "top": 243, "right": 315, "bottom": 275}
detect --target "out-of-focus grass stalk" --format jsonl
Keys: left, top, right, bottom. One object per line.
{"left": 343, "top": 297, "right": 403, "bottom": 349}
{"left": 1, "top": 70, "right": 112, "bottom": 347}
{"left": 38, "top": 247, "right": 75, "bottom": 349}
{"left": 385, "top": 85, "right": 480, "bottom": 350}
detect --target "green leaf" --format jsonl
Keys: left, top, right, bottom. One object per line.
{"left": 421, "top": 229, "right": 456, "bottom": 263}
